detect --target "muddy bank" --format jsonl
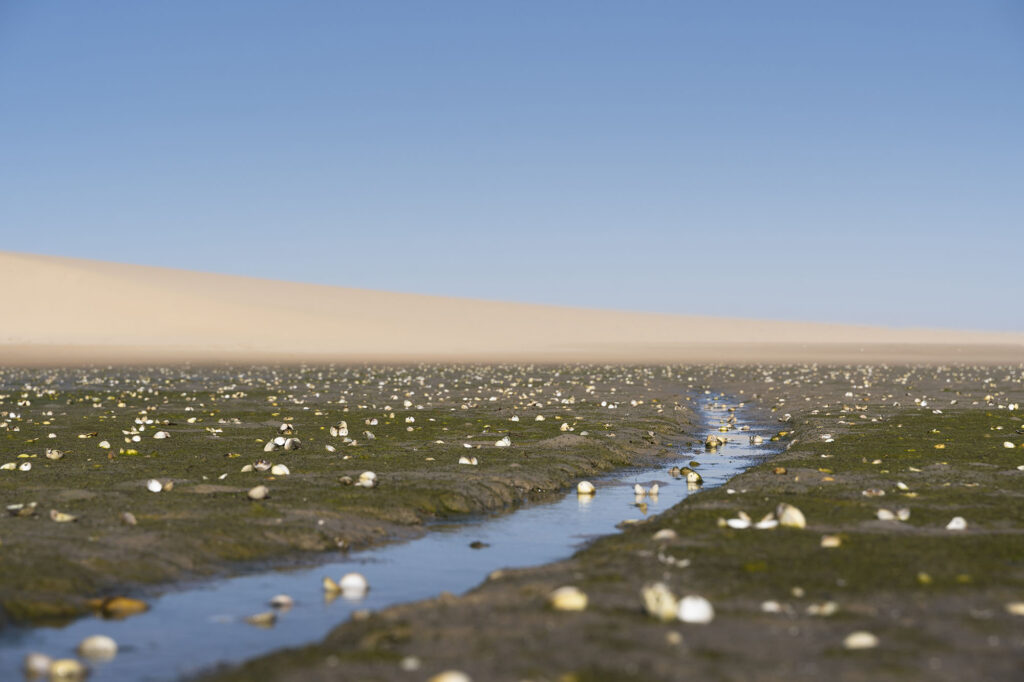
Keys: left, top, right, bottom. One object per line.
{"left": 201, "top": 364, "right": 1024, "bottom": 681}
{"left": 0, "top": 365, "right": 691, "bottom": 626}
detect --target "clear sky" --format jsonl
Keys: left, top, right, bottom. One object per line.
{"left": 1, "top": 1, "right": 1022, "bottom": 331}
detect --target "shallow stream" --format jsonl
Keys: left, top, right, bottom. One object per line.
{"left": 0, "top": 397, "right": 777, "bottom": 680}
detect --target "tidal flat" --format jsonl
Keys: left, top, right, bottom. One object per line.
{"left": 0, "top": 365, "right": 689, "bottom": 627}
{"left": 197, "top": 364, "right": 1024, "bottom": 682}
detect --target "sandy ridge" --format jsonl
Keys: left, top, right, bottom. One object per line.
{"left": 1, "top": 250, "right": 1021, "bottom": 365}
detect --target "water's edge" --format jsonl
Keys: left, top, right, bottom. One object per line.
{"left": 1, "top": 395, "right": 778, "bottom": 680}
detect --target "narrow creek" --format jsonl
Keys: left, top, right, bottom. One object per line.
{"left": 0, "top": 397, "right": 779, "bottom": 680}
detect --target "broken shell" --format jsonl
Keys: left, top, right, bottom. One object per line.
{"left": 49, "top": 509, "right": 77, "bottom": 523}
{"left": 576, "top": 481, "right": 595, "bottom": 495}
{"left": 77, "top": 634, "right": 118, "bottom": 661}
{"left": 45, "top": 448, "right": 64, "bottom": 460}
{"left": 247, "top": 485, "right": 270, "bottom": 501}
{"left": 843, "top": 631, "right": 879, "bottom": 650}
{"left": 680, "top": 467, "right": 703, "bottom": 484}
{"left": 548, "top": 585, "right": 588, "bottom": 611}
{"left": 146, "top": 479, "right": 163, "bottom": 493}
{"left": 270, "top": 464, "right": 290, "bottom": 476}
{"left": 946, "top": 516, "right": 967, "bottom": 531}
{"left": 494, "top": 435, "right": 511, "bottom": 447}
{"left": 776, "top": 503, "right": 806, "bottom": 529}
{"left": 641, "top": 582, "right": 678, "bottom": 622}
{"left": 283, "top": 437, "right": 301, "bottom": 451}
{"left": 322, "top": 576, "right": 341, "bottom": 594}
{"left": 678, "top": 595, "right": 715, "bottom": 624}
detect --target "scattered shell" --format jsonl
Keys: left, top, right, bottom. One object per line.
{"left": 652, "top": 528, "right": 678, "bottom": 541}
{"left": 548, "top": 585, "right": 588, "bottom": 611}
{"left": 494, "top": 436, "right": 511, "bottom": 447}
{"left": 428, "top": 672, "right": 472, "bottom": 682}
{"left": 45, "top": 448, "right": 64, "bottom": 460}
{"left": 322, "top": 576, "right": 341, "bottom": 595}
{"left": 577, "top": 481, "right": 595, "bottom": 495}
{"left": 7, "top": 502, "right": 38, "bottom": 517}
{"left": 121, "top": 511, "right": 137, "bottom": 526}
{"left": 18, "top": 461, "right": 31, "bottom": 471}
{"left": 49, "top": 509, "right": 77, "bottom": 523}
{"left": 633, "top": 483, "right": 645, "bottom": 496}
{"left": 641, "top": 582, "right": 678, "bottom": 622}
{"left": 283, "top": 437, "right": 301, "bottom": 451}
{"left": 726, "top": 517, "right": 751, "bottom": 530}
{"left": 820, "top": 534, "right": 842, "bottom": 548}
{"left": 1003, "top": 441, "right": 1016, "bottom": 449}
{"left": 355, "top": 471, "right": 377, "bottom": 488}
{"left": 946, "top": 516, "right": 968, "bottom": 531}
{"left": 458, "top": 456, "right": 478, "bottom": 465}
{"left": 270, "top": 464, "right": 290, "bottom": 476}
{"left": 247, "top": 485, "right": 269, "bottom": 501}
{"left": 23, "top": 652, "right": 52, "bottom": 677}
{"left": 776, "top": 503, "right": 806, "bottom": 529}
{"left": 680, "top": 467, "right": 703, "bottom": 484}
{"left": 876, "top": 508, "right": 897, "bottom": 521}
{"left": 245, "top": 611, "right": 277, "bottom": 627}
{"left": 47, "top": 659, "right": 87, "bottom": 680}
{"left": 339, "top": 572, "right": 369, "bottom": 598}
{"left": 99, "top": 596, "right": 148, "bottom": 619}
{"left": 270, "top": 594, "right": 294, "bottom": 610}
{"left": 843, "top": 631, "right": 879, "bottom": 650}
{"left": 77, "top": 634, "right": 118, "bottom": 661}
{"left": 678, "top": 595, "right": 715, "bottom": 624}
{"left": 146, "top": 479, "right": 163, "bottom": 493}
{"left": 1004, "top": 602, "right": 1024, "bottom": 616}
{"left": 153, "top": 430, "right": 170, "bottom": 439}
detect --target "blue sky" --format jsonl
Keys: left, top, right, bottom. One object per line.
{"left": 2, "top": 1, "right": 1022, "bottom": 331}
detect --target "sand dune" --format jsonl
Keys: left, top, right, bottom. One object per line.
{"left": 0, "top": 250, "right": 1020, "bottom": 366}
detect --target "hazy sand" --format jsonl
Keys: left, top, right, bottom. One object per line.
{"left": 1, "top": 251, "right": 1021, "bottom": 366}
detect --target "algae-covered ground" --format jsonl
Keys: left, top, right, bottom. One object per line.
{"left": 200, "top": 363, "right": 1024, "bottom": 682}
{"left": 0, "top": 365, "right": 690, "bottom": 626}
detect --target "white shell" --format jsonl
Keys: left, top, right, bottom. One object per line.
{"left": 946, "top": 516, "right": 967, "bottom": 531}
{"left": 494, "top": 436, "right": 511, "bottom": 447}
{"left": 23, "top": 652, "right": 52, "bottom": 677}
{"left": 146, "top": 479, "right": 163, "bottom": 493}
{"left": 356, "top": 471, "right": 377, "bottom": 488}
{"left": 641, "top": 582, "right": 678, "bottom": 622}
{"left": 843, "top": 631, "right": 879, "bottom": 650}
{"left": 576, "top": 481, "right": 595, "bottom": 495}
{"left": 776, "top": 503, "right": 806, "bottom": 529}
{"left": 339, "top": 572, "right": 368, "bottom": 598}
{"left": 427, "top": 672, "right": 472, "bottom": 682}
{"left": 677, "top": 595, "right": 715, "bottom": 624}
{"left": 270, "top": 594, "right": 294, "bottom": 609}
{"left": 548, "top": 586, "right": 588, "bottom": 611}
{"left": 270, "top": 464, "right": 290, "bottom": 476}
{"left": 77, "top": 634, "right": 118, "bottom": 661}
{"left": 247, "top": 485, "right": 269, "bottom": 501}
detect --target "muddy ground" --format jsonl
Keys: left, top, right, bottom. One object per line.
{"left": 198, "top": 364, "right": 1024, "bottom": 682}
{"left": 0, "top": 365, "right": 691, "bottom": 626}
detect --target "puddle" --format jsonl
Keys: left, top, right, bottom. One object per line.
{"left": 0, "top": 396, "right": 778, "bottom": 680}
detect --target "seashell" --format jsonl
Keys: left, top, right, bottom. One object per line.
{"left": 560, "top": 422, "right": 571, "bottom": 432}
{"left": 355, "top": 471, "right": 377, "bottom": 488}
{"left": 843, "top": 631, "right": 879, "bottom": 650}
{"left": 754, "top": 514, "right": 778, "bottom": 530}
{"left": 668, "top": 466, "right": 681, "bottom": 478}
{"left": 678, "top": 595, "right": 715, "bottom": 624}
{"left": 45, "top": 448, "right": 64, "bottom": 460}
{"left": 1, "top": 462, "right": 16, "bottom": 470}
{"left": 576, "top": 481, "right": 595, "bottom": 495}
{"left": 641, "top": 582, "right": 678, "bottom": 622}
{"left": 649, "top": 483, "right": 660, "bottom": 496}
{"left": 245, "top": 611, "right": 277, "bottom": 627}
{"left": 98, "top": 440, "right": 111, "bottom": 449}
{"left": 806, "top": 601, "right": 838, "bottom": 617}
{"left": 776, "top": 503, "right": 806, "bottom": 529}
{"left": 263, "top": 441, "right": 276, "bottom": 452}
{"left": 18, "top": 461, "right": 31, "bottom": 471}
{"left": 7, "top": 502, "right": 38, "bottom": 517}
{"left": 270, "top": 464, "right": 290, "bottom": 476}
{"left": 896, "top": 508, "right": 911, "bottom": 521}
{"left": 273, "top": 436, "right": 286, "bottom": 447}
{"left": 752, "top": 435, "right": 764, "bottom": 444}
{"left": 325, "top": 444, "right": 336, "bottom": 453}
{"left": 428, "top": 672, "right": 472, "bottom": 682}
{"left": 946, "top": 516, "right": 967, "bottom": 531}
{"left": 726, "top": 517, "right": 750, "bottom": 530}
{"left": 49, "top": 509, "right": 77, "bottom": 523}
{"left": 283, "top": 437, "right": 301, "bottom": 451}
{"left": 162, "top": 480, "right": 174, "bottom": 492}
{"left": 339, "top": 572, "right": 368, "bottom": 598}
{"left": 1005, "top": 602, "right": 1024, "bottom": 616}
{"left": 153, "top": 430, "right": 169, "bottom": 439}
{"left": 652, "top": 528, "right": 678, "bottom": 541}
{"left": 862, "top": 488, "right": 885, "bottom": 497}
{"left": 100, "top": 596, "right": 148, "bottom": 618}
{"left": 47, "top": 659, "right": 86, "bottom": 680}
{"left": 323, "top": 576, "right": 341, "bottom": 594}
{"left": 820, "top": 534, "right": 842, "bottom": 548}
{"left": 458, "top": 456, "right": 478, "bottom": 465}
{"left": 269, "top": 594, "right": 294, "bottom": 610}
{"left": 1003, "top": 441, "right": 1016, "bottom": 449}
{"left": 633, "top": 483, "right": 645, "bottom": 496}
{"left": 278, "top": 423, "right": 293, "bottom": 434}
{"left": 337, "top": 475, "right": 353, "bottom": 486}
{"left": 876, "top": 509, "right": 897, "bottom": 521}
{"left": 247, "top": 485, "right": 269, "bottom": 501}
{"left": 146, "top": 479, "right": 163, "bottom": 493}
{"left": 23, "top": 652, "right": 52, "bottom": 677}
{"left": 680, "top": 467, "right": 703, "bottom": 484}
{"left": 77, "top": 634, "right": 118, "bottom": 661}
{"left": 240, "top": 464, "right": 253, "bottom": 472}
{"left": 761, "top": 600, "right": 783, "bottom": 613}
{"left": 253, "top": 459, "right": 272, "bottom": 471}
{"left": 495, "top": 435, "right": 511, "bottom": 447}
{"left": 548, "top": 585, "right": 588, "bottom": 611}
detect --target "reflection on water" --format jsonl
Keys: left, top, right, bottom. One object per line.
{"left": 0, "top": 398, "right": 776, "bottom": 681}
